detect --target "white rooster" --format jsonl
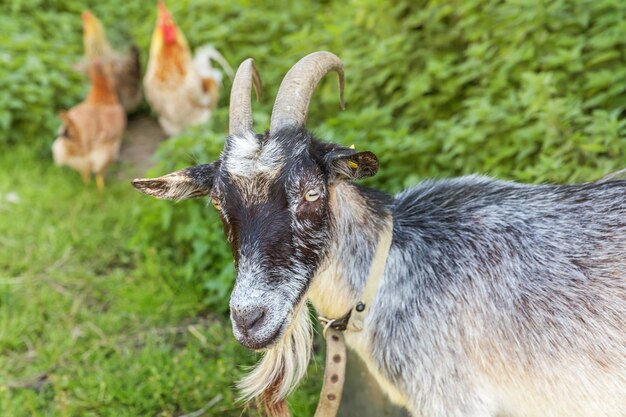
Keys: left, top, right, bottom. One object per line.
{"left": 144, "top": 1, "right": 233, "bottom": 135}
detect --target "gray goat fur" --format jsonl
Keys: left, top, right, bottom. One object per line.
{"left": 333, "top": 174, "right": 626, "bottom": 416}
{"left": 133, "top": 52, "right": 626, "bottom": 417}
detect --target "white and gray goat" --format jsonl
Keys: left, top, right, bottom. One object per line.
{"left": 133, "top": 52, "right": 626, "bottom": 417}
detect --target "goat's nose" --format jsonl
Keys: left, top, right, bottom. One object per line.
{"left": 232, "top": 306, "right": 266, "bottom": 334}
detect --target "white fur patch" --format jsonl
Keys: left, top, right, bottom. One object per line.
{"left": 223, "top": 133, "right": 300, "bottom": 203}
{"left": 225, "top": 132, "right": 284, "bottom": 177}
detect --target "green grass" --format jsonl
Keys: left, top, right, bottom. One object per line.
{"left": 0, "top": 146, "right": 321, "bottom": 416}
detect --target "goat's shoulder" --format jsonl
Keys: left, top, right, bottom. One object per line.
{"left": 390, "top": 174, "right": 626, "bottom": 251}
{"left": 393, "top": 174, "right": 626, "bottom": 219}
{"left": 392, "top": 175, "right": 530, "bottom": 226}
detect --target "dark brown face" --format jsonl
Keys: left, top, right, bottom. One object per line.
{"left": 213, "top": 131, "right": 332, "bottom": 349}
{"left": 131, "top": 126, "right": 379, "bottom": 351}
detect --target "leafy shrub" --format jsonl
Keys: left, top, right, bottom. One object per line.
{"left": 133, "top": 0, "right": 626, "bottom": 311}
{"left": 0, "top": 3, "right": 81, "bottom": 147}
{"left": 5, "top": 0, "right": 626, "bottom": 311}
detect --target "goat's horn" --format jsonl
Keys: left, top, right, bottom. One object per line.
{"left": 229, "top": 58, "right": 262, "bottom": 136}
{"left": 269, "top": 51, "right": 345, "bottom": 133}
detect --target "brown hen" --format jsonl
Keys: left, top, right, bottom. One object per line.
{"left": 53, "top": 61, "right": 126, "bottom": 190}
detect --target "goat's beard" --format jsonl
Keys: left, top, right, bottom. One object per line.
{"left": 238, "top": 302, "right": 313, "bottom": 417}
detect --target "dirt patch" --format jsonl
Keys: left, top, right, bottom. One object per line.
{"left": 117, "top": 115, "right": 166, "bottom": 179}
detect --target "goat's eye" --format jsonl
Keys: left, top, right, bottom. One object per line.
{"left": 211, "top": 196, "right": 222, "bottom": 211}
{"left": 304, "top": 189, "right": 321, "bottom": 202}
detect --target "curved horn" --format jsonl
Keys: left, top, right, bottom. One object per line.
{"left": 269, "top": 51, "right": 345, "bottom": 133}
{"left": 229, "top": 58, "right": 262, "bottom": 136}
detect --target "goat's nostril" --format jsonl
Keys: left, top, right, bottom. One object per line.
{"left": 232, "top": 307, "right": 266, "bottom": 334}
{"left": 245, "top": 309, "right": 265, "bottom": 330}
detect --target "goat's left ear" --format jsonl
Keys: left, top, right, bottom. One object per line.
{"left": 324, "top": 148, "right": 379, "bottom": 182}
{"left": 132, "top": 162, "right": 219, "bottom": 200}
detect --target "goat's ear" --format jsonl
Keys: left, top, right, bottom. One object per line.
{"left": 324, "top": 147, "right": 379, "bottom": 182}
{"left": 132, "top": 162, "right": 219, "bottom": 200}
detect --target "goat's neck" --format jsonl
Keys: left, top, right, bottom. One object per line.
{"left": 308, "top": 182, "right": 392, "bottom": 319}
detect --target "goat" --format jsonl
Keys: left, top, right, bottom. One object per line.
{"left": 133, "top": 52, "right": 626, "bottom": 417}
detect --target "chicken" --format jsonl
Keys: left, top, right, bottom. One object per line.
{"left": 81, "top": 10, "right": 143, "bottom": 113}
{"left": 144, "top": 1, "right": 233, "bottom": 135}
{"left": 53, "top": 61, "right": 126, "bottom": 190}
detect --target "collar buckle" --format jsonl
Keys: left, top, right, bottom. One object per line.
{"left": 318, "top": 309, "right": 352, "bottom": 338}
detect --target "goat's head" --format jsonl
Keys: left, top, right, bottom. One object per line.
{"left": 133, "top": 52, "right": 378, "bottom": 352}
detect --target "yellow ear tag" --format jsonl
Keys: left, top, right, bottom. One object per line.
{"left": 348, "top": 144, "right": 358, "bottom": 168}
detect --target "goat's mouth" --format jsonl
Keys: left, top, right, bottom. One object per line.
{"left": 233, "top": 316, "right": 288, "bottom": 351}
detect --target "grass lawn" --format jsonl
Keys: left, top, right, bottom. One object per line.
{"left": 0, "top": 145, "right": 321, "bottom": 416}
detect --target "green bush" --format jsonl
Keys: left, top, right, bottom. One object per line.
{"left": 132, "top": 0, "right": 626, "bottom": 312}
{"left": 0, "top": 3, "right": 80, "bottom": 147}
{"left": 4, "top": 0, "right": 626, "bottom": 311}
